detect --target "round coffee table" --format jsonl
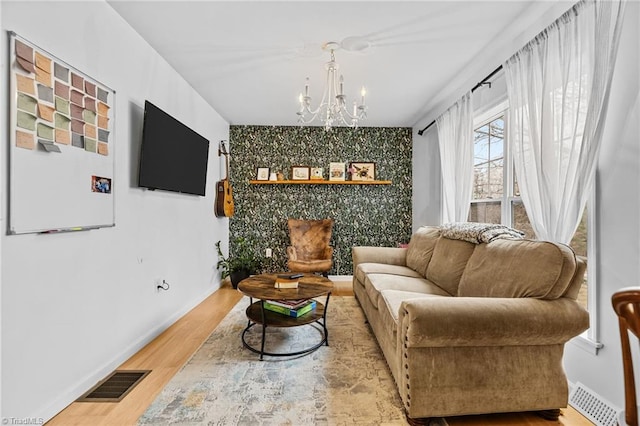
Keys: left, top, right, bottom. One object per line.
{"left": 237, "top": 273, "right": 333, "bottom": 360}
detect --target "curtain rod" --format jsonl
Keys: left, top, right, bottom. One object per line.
{"left": 417, "top": 64, "right": 504, "bottom": 136}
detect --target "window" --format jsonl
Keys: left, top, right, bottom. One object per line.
{"left": 470, "top": 111, "right": 591, "bottom": 317}
{"left": 470, "top": 116, "right": 505, "bottom": 224}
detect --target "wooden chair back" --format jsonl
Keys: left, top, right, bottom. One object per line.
{"left": 612, "top": 287, "right": 640, "bottom": 426}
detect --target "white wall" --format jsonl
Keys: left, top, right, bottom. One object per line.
{"left": 411, "top": 126, "right": 441, "bottom": 230}
{"left": 1, "top": 1, "right": 229, "bottom": 421}
{"left": 412, "top": 0, "right": 640, "bottom": 411}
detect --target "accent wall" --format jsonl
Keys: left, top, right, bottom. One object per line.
{"left": 228, "top": 125, "right": 412, "bottom": 275}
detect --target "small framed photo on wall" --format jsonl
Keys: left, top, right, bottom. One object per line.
{"left": 310, "top": 167, "right": 324, "bottom": 180}
{"left": 329, "top": 162, "right": 346, "bottom": 181}
{"left": 291, "top": 166, "right": 310, "bottom": 180}
{"left": 349, "top": 162, "right": 375, "bottom": 181}
{"left": 256, "top": 167, "right": 270, "bottom": 181}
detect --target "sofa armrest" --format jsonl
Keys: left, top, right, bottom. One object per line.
{"left": 352, "top": 246, "right": 407, "bottom": 271}
{"left": 399, "top": 297, "right": 589, "bottom": 347}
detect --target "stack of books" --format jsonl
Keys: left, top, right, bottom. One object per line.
{"left": 274, "top": 273, "right": 303, "bottom": 289}
{"left": 263, "top": 298, "right": 316, "bottom": 318}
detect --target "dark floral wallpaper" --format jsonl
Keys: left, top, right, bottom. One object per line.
{"left": 228, "top": 125, "right": 412, "bottom": 275}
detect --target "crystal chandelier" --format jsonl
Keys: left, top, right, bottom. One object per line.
{"left": 296, "top": 42, "right": 367, "bottom": 131}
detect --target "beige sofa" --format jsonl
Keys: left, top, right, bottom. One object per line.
{"left": 352, "top": 225, "right": 589, "bottom": 423}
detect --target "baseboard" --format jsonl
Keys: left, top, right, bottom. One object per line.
{"left": 329, "top": 274, "right": 353, "bottom": 281}
{"left": 35, "top": 285, "right": 219, "bottom": 423}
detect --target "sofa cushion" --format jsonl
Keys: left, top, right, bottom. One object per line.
{"left": 425, "top": 237, "right": 476, "bottom": 296}
{"left": 355, "top": 263, "right": 423, "bottom": 286}
{"left": 406, "top": 226, "right": 441, "bottom": 276}
{"left": 458, "top": 239, "right": 577, "bottom": 299}
{"left": 380, "top": 289, "right": 446, "bottom": 328}
{"left": 377, "top": 289, "right": 447, "bottom": 347}
{"left": 364, "top": 274, "right": 450, "bottom": 311}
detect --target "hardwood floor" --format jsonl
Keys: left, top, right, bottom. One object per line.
{"left": 46, "top": 279, "right": 593, "bottom": 426}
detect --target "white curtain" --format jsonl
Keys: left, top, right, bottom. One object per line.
{"left": 437, "top": 91, "right": 474, "bottom": 223}
{"left": 504, "top": 0, "right": 626, "bottom": 243}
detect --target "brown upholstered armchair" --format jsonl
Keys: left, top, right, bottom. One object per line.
{"left": 286, "top": 218, "right": 334, "bottom": 276}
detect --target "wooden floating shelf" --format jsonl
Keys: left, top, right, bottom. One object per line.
{"left": 249, "top": 180, "right": 392, "bottom": 185}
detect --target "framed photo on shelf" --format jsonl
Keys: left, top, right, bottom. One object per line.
{"left": 329, "top": 162, "right": 346, "bottom": 181}
{"left": 349, "top": 162, "right": 376, "bottom": 181}
{"left": 291, "top": 166, "right": 310, "bottom": 180}
{"left": 310, "top": 167, "right": 324, "bottom": 180}
{"left": 256, "top": 167, "right": 270, "bottom": 181}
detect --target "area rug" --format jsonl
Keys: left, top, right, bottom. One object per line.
{"left": 137, "top": 296, "right": 448, "bottom": 425}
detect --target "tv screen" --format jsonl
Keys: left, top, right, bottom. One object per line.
{"left": 138, "top": 101, "right": 210, "bottom": 196}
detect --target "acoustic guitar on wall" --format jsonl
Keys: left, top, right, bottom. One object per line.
{"left": 214, "top": 141, "right": 234, "bottom": 217}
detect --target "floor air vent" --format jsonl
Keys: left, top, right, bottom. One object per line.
{"left": 77, "top": 370, "right": 151, "bottom": 402}
{"left": 569, "top": 381, "right": 620, "bottom": 426}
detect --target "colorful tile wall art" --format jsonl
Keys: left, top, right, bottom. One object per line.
{"left": 11, "top": 33, "right": 113, "bottom": 156}
{"left": 9, "top": 33, "right": 116, "bottom": 234}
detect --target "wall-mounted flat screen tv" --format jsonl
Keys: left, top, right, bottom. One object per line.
{"left": 138, "top": 100, "right": 210, "bottom": 196}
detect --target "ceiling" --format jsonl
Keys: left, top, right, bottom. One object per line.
{"left": 108, "top": 1, "right": 570, "bottom": 128}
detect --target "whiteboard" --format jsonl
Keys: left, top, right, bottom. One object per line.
{"left": 8, "top": 32, "right": 115, "bottom": 234}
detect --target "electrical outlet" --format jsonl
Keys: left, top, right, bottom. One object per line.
{"left": 265, "top": 248, "right": 272, "bottom": 258}
{"left": 156, "top": 278, "right": 170, "bottom": 291}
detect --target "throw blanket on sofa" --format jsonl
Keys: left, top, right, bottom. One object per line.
{"left": 441, "top": 222, "right": 526, "bottom": 244}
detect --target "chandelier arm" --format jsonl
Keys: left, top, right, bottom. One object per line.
{"left": 298, "top": 101, "right": 325, "bottom": 123}
{"left": 306, "top": 63, "right": 333, "bottom": 118}
{"left": 339, "top": 104, "right": 360, "bottom": 127}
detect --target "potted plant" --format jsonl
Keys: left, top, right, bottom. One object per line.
{"left": 216, "top": 237, "right": 262, "bottom": 289}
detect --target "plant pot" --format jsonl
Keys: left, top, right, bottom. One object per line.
{"left": 230, "top": 269, "right": 251, "bottom": 289}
